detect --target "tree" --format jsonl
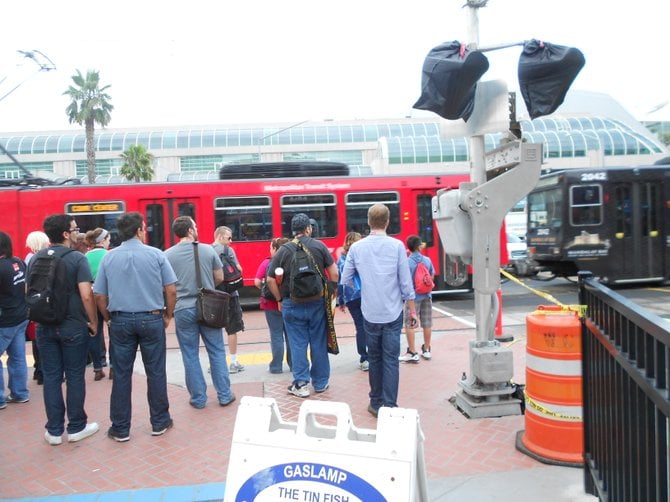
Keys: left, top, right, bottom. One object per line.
{"left": 63, "top": 70, "right": 113, "bottom": 184}
{"left": 120, "top": 144, "right": 155, "bottom": 182}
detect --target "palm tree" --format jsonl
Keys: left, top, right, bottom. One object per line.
{"left": 63, "top": 70, "right": 113, "bottom": 184}
{"left": 120, "top": 144, "right": 155, "bottom": 182}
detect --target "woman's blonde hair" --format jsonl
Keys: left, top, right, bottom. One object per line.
{"left": 25, "top": 231, "right": 49, "bottom": 253}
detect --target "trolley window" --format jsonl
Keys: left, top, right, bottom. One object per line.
{"left": 345, "top": 192, "right": 400, "bottom": 235}
{"left": 214, "top": 196, "right": 272, "bottom": 241}
{"left": 528, "top": 188, "right": 562, "bottom": 229}
{"left": 66, "top": 200, "right": 125, "bottom": 248}
{"left": 570, "top": 185, "right": 602, "bottom": 226}
{"left": 280, "top": 194, "right": 337, "bottom": 238}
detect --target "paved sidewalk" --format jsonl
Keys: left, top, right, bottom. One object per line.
{"left": 0, "top": 306, "right": 596, "bottom": 501}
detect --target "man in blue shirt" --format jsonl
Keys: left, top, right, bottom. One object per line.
{"left": 341, "top": 204, "right": 417, "bottom": 417}
{"left": 94, "top": 212, "right": 177, "bottom": 442}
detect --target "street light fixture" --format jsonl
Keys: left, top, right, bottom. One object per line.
{"left": 0, "top": 49, "right": 56, "bottom": 104}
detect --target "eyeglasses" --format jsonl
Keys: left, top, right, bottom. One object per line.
{"left": 69, "top": 227, "right": 80, "bottom": 233}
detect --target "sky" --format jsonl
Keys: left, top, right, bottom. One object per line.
{"left": 0, "top": 0, "right": 668, "bottom": 133}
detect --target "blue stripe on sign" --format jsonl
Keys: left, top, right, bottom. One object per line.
{"left": 5, "top": 483, "right": 226, "bottom": 502}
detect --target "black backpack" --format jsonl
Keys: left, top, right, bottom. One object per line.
{"left": 25, "top": 247, "right": 74, "bottom": 325}
{"left": 217, "top": 247, "right": 243, "bottom": 294}
{"left": 289, "top": 238, "right": 324, "bottom": 302}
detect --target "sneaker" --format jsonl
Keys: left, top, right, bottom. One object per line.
{"left": 367, "top": 404, "right": 379, "bottom": 418}
{"left": 6, "top": 395, "right": 29, "bottom": 403}
{"left": 398, "top": 349, "right": 420, "bottom": 363}
{"left": 229, "top": 362, "right": 245, "bottom": 374}
{"left": 287, "top": 382, "right": 310, "bottom": 398}
{"left": 359, "top": 360, "right": 369, "bottom": 371}
{"left": 421, "top": 344, "right": 432, "bottom": 360}
{"left": 314, "top": 384, "right": 329, "bottom": 393}
{"left": 44, "top": 431, "right": 63, "bottom": 446}
{"left": 107, "top": 428, "right": 130, "bottom": 442}
{"left": 152, "top": 419, "right": 174, "bottom": 436}
{"left": 219, "top": 394, "right": 236, "bottom": 407}
{"left": 68, "top": 422, "right": 99, "bottom": 442}
{"left": 0, "top": 402, "right": 6, "bottom": 410}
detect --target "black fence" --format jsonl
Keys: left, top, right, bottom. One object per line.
{"left": 579, "top": 273, "right": 670, "bottom": 501}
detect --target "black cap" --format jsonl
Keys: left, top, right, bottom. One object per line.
{"left": 291, "top": 213, "right": 311, "bottom": 232}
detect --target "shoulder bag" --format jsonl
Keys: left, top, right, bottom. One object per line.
{"left": 193, "top": 242, "right": 230, "bottom": 328}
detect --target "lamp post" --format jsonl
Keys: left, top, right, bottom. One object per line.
{"left": 256, "top": 119, "right": 310, "bottom": 161}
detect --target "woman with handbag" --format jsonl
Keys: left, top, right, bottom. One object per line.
{"left": 254, "top": 237, "right": 291, "bottom": 374}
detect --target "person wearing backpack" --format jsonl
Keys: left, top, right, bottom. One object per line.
{"left": 0, "top": 231, "right": 29, "bottom": 410}
{"left": 29, "top": 214, "right": 100, "bottom": 445}
{"left": 213, "top": 226, "right": 245, "bottom": 373}
{"left": 399, "top": 235, "right": 436, "bottom": 363}
{"left": 265, "top": 213, "right": 338, "bottom": 398}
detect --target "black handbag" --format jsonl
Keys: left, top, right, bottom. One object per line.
{"left": 193, "top": 243, "right": 230, "bottom": 328}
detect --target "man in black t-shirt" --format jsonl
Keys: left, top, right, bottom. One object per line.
{"left": 33, "top": 214, "right": 100, "bottom": 446}
{"left": 0, "top": 231, "right": 29, "bottom": 410}
{"left": 266, "top": 213, "right": 338, "bottom": 398}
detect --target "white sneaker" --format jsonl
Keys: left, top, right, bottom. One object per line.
{"left": 359, "top": 360, "right": 369, "bottom": 371}
{"left": 229, "top": 362, "right": 245, "bottom": 374}
{"left": 399, "top": 349, "right": 420, "bottom": 363}
{"left": 421, "top": 344, "right": 432, "bottom": 360}
{"left": 287, "top": 382, "right": 310, "bottom": 398}
{"left": 44, "top": 431, "right": 62, "bottom": 446}
{"left": 68, "top": 422, "right": 99, "bottom": 442}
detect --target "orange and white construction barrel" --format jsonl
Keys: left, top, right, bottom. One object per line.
{"left": 517, "top": 305, "right": 584, "bottom": 466}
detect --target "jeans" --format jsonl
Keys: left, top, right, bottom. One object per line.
{"left": 88, "top": 310, "right": 104, "bottom": 371}
{"left": 36, "top": 324, "right": 90, "bottom": 436}
{"left": 0, "top": 319, "right": 29, "bottom": 405}
{"left": 365, "top": 313, "right": 402, "bottom": 410}
{"left": 346, "top": 298, "right": 369, "bottom": 363}
{"left": 265, "top": 309, "right": 290, "bottom": 373}
{"left": 174, "top": 307, "right": 234, "bottom": 407}
{"left": 282, "top": 298, "right": 329, "bottom": 390}
{"left": 108, "top": 312, "right": 171, "bottom": 434}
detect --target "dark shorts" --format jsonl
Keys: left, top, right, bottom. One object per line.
{"left": 225, "top": 295, "right": 245, "bottom": 334}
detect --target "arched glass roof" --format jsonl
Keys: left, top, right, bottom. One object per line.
{"left": 0, "top": 118, "right": 663, "bottom": 165}
{"left": 0, "top": 122, "right": 442, "bottom": 155}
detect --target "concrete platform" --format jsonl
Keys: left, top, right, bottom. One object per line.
{"left": 0, "top": 305, "right": 596, "bottom": 501}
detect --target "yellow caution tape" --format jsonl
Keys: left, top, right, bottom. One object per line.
{"left": 524, "top": 391, "right": 582, "bottom": 421}
{"left": 500, "top": 268, "right": 587, "bottom": 318}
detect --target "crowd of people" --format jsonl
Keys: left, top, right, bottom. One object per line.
{"left": 0, "top": 203, "right": 435, "bottom": 443}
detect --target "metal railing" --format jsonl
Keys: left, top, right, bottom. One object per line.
{"left": 579, "top": 272, "right": 670, "bottom": 501}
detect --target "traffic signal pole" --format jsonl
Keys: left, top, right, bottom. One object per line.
{"left": 442, "top": 2, "right": 542, "bottom": 418}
